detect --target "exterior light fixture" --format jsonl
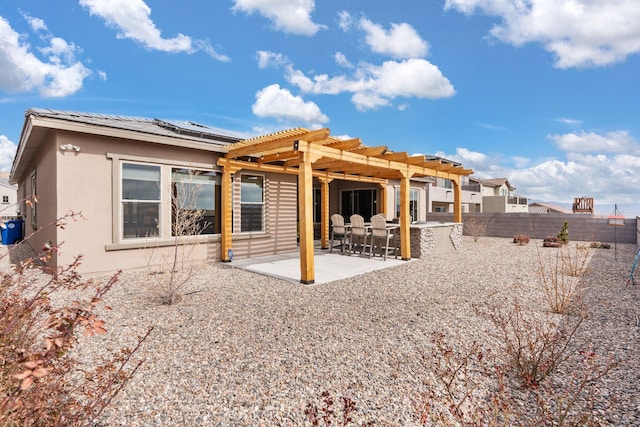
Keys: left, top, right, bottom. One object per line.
{"left": 60, "top": 144, "right": 81, "bottom": 152}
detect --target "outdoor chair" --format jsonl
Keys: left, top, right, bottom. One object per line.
{"left": 369, "top": 214, "right": 398, "bottom": 260}
{"left": 329, "top": 214, "right": 349, "bottom": 254}
{"left": 348, "top": 214, "right": 370, "bottom": 256}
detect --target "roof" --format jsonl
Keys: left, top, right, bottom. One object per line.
{"left": 471, "top": 177, "right": 516, "bottom": 191}
{"left": 10, "top": 108, "right": 473, "bottom": 184}
{"left": 10, "top": 109, "right": 247, "bottom": 183}
{"left": 528, "top": 202, "right": 573, "bottom": 214}
{"left": 26, "top": 108, "right": 248, "bottom": 142}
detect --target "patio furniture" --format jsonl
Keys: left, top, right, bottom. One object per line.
{"left": 369, "top": 214, "right": 398, "bottom": 260}
{"left": 329, "top": 214, "right": 349, "bottom": 254}
{"left": 348, "top": 214, "right": 370, "bottom": 256}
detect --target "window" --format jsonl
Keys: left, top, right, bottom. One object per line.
{"left": 2, "top": 195, "right": 8, "bottom": 204}
{"left": 122, "top": 163, "right": 161, "bottom": 238}
{"left": 171, "top": 169, "right": 221, "bottom": 235}
{"left": 395, "top": 188, "right": 419, "bottom": 221}
{"left": 240, "top": 175, "right": 264, "bottom": 232}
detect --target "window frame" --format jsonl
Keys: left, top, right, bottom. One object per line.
{"left": 239, "top": 173, "right": 265, "bottom": 233}
{"left": 106, "top": 153, "right": 224, "bottom": 250}
{"left": 171, "top": 168, "right": 221, "bottom": 236}
{"left": 121, "top": 161, "right": 162, "bottom": 240}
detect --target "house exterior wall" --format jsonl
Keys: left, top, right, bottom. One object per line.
{"left": 16, "top": 130, "right": 298, "bottom": 274}
{"left": 14, "top": 134, "right": 59, "bottom": 264}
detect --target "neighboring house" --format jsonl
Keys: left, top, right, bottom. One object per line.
{"left": 0, "top": 172, "right": 18, "bottom": 219}
{"left": 472, "top": 177, "right": 528, "bottom": 213}
{"left": 424, "top": 175, "right": 482, "bottom": 214}
{"left": 10, "top": 109, "right": 472, "bottom": 278}
{"left": 528, "top": 202, "right": 573, "bottom": 214}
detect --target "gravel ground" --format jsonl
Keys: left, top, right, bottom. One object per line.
{"left": 46, "top": 238, "right": 640, "bottom": 425}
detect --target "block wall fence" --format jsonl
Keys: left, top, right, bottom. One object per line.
{"left": 424, "top": 212, "right": 639, "bottom": 245}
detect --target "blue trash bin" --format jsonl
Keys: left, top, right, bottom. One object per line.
{"left": 1, "top": 219, "right": 24, "bottom": 245}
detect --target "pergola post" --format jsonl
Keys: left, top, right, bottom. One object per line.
{"left": 379, "top": 183, "right": 388, "bottom": 218}
{"left": 452, "top": 177, "right": 462, "bottom": 223}
{"left": 298, "top": 149, "right": 315, "bottom": 284}
{"left": 219, "top": 161, "right": 241, "bottom": 262}
{"left": 318, "top": 177, "right": 332, "bottom": 249}
{"left": 399, "top": 171, "right": 412, "bottom": 260}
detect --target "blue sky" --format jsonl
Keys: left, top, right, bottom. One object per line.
{"left": 1, "top": 0, "right": 639, "bottom": 216}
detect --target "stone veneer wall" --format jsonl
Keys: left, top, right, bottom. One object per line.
{"left": 409, "top": 223, "right": 463, "bottom": 259}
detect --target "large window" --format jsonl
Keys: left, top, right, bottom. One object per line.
{"left": 171, "top": 169, "right": 220, "bottom": 235}
{"left": 122, "top": 163, "right": 161, "bottom": 239}
{"left": 240, "top": 175, "right": 264, "bottom": 232}
{"left": 395, "top": 188, "right": 419, "bottom": 221}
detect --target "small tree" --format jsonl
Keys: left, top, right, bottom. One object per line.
{"left": 557, "top": 221, "right": 569, "bottom": 245}
{"left": 146, "top": 169, "right": 210, "bottom": 304}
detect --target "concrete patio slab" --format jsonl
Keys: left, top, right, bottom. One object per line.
{"left": 228, "top": 250, "right": 410, "bottom": 284}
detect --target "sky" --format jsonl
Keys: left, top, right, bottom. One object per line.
{"left": 0, "top": 0, "right": 639, "bottom": 217}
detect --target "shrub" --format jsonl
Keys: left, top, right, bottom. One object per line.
{"left": 477, "top": 301, "right": 582, "bottom": 388}
{"left": 0, "top": 211, "right": 150, "bottom": 426}
{"left": 463, "top": 215, "right": 491, "bottom": 242}
{"left": 543, "top": 236, "right": 562, "bottom": 248}
{"left": 537, "top": 247, "right": 586, "bottom": 314}
{"left": 304, "top": 391, "right": 369, "bottom": 426}
{"left": 513, "top": 234, "right": 530, "bottom": 245}
{"left": 590, "top": 241, "right": 611, "bottom": 249}
{"left": 557, "top": 221, "right": 569, "bottom": 244}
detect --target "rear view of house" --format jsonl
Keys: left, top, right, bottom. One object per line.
{"left": 10, "top": 109, "right": 473, "bottom": 281}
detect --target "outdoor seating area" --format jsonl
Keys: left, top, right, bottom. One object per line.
{"left": 328, "top": 213, "right": 400, "bottom": 260}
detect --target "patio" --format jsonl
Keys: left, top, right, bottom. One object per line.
{"left": 228, "top": 249, "right": 410, "bottom": 284}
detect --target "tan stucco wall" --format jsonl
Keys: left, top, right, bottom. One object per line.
{"left": 15, "top": 135, "right": 58, "bottom": 265}
{"left": 45, "top": 131, "right": 297, "bottom": 274}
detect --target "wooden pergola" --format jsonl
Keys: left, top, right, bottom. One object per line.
{"left": 217, "top": 127, "right": 473, "bottom": 284}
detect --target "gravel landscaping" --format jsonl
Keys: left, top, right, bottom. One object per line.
{"left": 66, "top": 237, "right": 640, "bottom": 426}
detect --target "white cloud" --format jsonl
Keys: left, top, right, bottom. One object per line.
{"left": 23, "top": 13, "right": 47, "bottom": 32}
{"left": 285, "top": 58, "right": 455, "bottom": 111}
{"left": 358, "top": 18, "right": 429, "bottom": 59}
{"left": 334, "top": 52, "right": 353, "bottom": 69}
{"left": 444, "top": 130, "right": 640, "bottom": 204}
{"left": 548, "top": 130, "right": 640, "bottom": 154}
{"left": 0, "top": 135, "right": 17, "bottom": 172}
{"left": 555, "top": 117, "right": 582, "bottom": 125}
{"left": 232, "top": 0, "right": 323, "bottom": 36}
{"left": 80, "top": 0, "right": 229, "bottom": 61}
{"left": 444, "top": 0, "right": 640, "bottom": 68}
{"left": 256, "top": 51, "right": 289, "bottom": 69}
{"left": 337, "top": 10, "right": 353, "bottom": 31}
{"left": 252, "top": 84, "right": 329, "bottom": 127}
{"left": 0, "top": 15, "right": 91, "bottom": 97}
{"left": 435, "top": 147, "right": 493, "bottom": 171}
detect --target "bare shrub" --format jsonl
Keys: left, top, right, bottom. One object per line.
{"left": 304, "top": 390, "right": 370, "bottom": 426}
{"left": 531, "top": 348, "right": 620, "bottom": 426}
{"left": 478, "top": 301, "right": 582, "bottom": 388}
{"left": 415, "top": 332, "right": 515, "bottom": 426}
{"left": 0, "top": 212, "right": 150, "bottom": 426}
{"left": 463, "top": 214, "right": 490, "bottom": 242}
{"left": 537, "top": 246, "right": 588, "bottom": 314}
{"left": 561, "top": 245, "right": 592, "bottom": 278}
{"left": 146, "top": 170, "right": 210, "bottom": 305}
